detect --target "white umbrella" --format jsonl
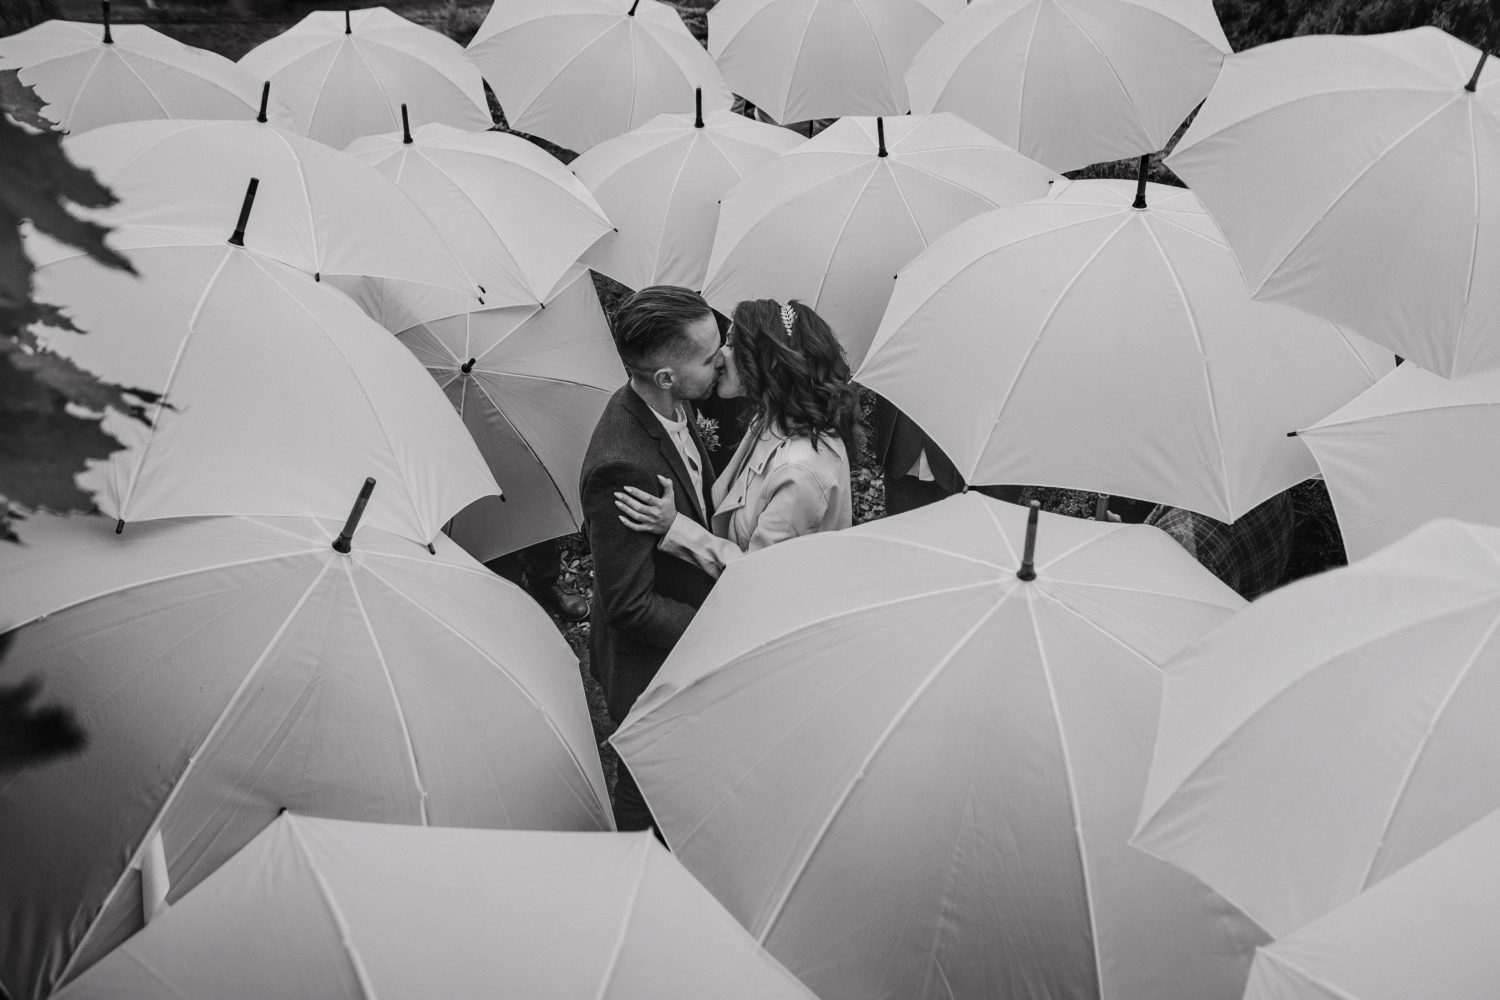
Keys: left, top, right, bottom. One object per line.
{"left": 465, "top": 0, "right": 732, "bottom": 153}
{"left": 1298, "top": 362, "right": 1500, "bottom": 562}
{"left": 1165, "top": 27, "right": 1498, "bottom": 377}
{"left": 572, "top": 95, "right": 803, "bottom": 291}
{"left": 614, "top": 494, "right": 1264, "bottom": 1000}
{"left": 1243, "top": 809, "right": 1500, "bottom": 1000}
{"left": 346, "top": 117, "right": 612, "bottom": 308}
{"left": 906, "top": 0, "right": 1230, "bottom": 173}
{"left": 239, "top": 5, "right": 491, "bottom": 150}
{"left": 344, "top": 267, "right": 626, "bottom": 562}
{"left": 0, "top": 512, "right": 611, "bottom": 1000}
{"left": 59, "top": 117, "right": 479, "bottom": 299}
{"left": 53, "top": 816, "right": 818, "bottom": 1000}
{"left": 702, "top": 112, "right": 1059, "bottom": 366}
{"left": 708, "top": 0, "right": 963, "bottom": 124}
{"left": 0, "top": 7, "right": 295, "bottom": 134}
{"left": 28, "top": 187, "right": 497, "bottom": 546}
{"left": 1132, "top": 518, "right": 1500, "bottom": 938}
{"left": 856, "top": 179, "right": 1394, "bottom": 522}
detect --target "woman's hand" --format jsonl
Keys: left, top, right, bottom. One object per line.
{"left": 615, "top": 476, "right": 677, "bottom": 535}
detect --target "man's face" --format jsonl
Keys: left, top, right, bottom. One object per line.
{"left": 663, "top": 313, "right": 725, "bottom": 402}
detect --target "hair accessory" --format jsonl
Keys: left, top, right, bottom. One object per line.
{"left": 780, "top": 302, "right": 796, "bottom": 341}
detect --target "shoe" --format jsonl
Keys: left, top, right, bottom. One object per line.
{"left": 527, "top": 582, "right": 589, "bottom": 622}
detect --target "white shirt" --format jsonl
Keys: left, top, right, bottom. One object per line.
{"left": 649, "top": 402, "right": 706, "bottom": 516}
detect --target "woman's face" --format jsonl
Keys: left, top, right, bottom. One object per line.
{"left": 716, "top": 327, "right": 745, "bottom": 398}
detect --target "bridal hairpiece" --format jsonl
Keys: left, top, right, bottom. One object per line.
{"left": 779, "top": 302, "right": 796, "bottom": 341}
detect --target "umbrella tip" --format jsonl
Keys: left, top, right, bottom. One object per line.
{"left": 401, "top": 103, "right": 412, "bottom": 144}
{"left": 1286, "top": 429, "right": 1300, "bottom": 438}
{"left": 876, "top": 117, "right": 888, "bottom": 157}
{"left": 694, "top": 87, "right": 703, "bottom": 128}
{"left": 627, "top": 0, "right": 640, "bottom": 14}
{"left": 332, "top": 477, "right": 376, "bottom": 554}
{"left": 1466, "top": 50, "right": 1488, "bottom": 92}
{"left": 227, "top": 177, "right": 260, "bottom": 248}
{"left": 345, "top": 8, "right": 352, "bottom": 33}
{"left": 427, "top": 542, "right": 436, "bottom": 554}
{"left": 101, "top": 0, "right": 112, "bottom": 44}
{"left": 1132, "top": 154, "right": 1150, "bottom": 210}
{"left": 1016, "top": 500, "right": 1041, "bottom": 581}
{"left": 460, "top": 357, "right": 476, "bottom": 374}
{"left": 114, "top": 518, "right": 124, "bottom": 534}
{"left": 257, "top": 81, "right": 270, "bottom": 123}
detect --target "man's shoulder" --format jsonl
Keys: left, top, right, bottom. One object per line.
{"left": 584, "top": 386, "right": 658, "bottom": 473}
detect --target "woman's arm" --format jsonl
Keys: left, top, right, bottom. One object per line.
{"left": 664, "top": 465, "right": 834, "bottom": 578}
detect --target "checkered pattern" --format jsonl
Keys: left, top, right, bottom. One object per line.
{"left": 1145, "top": 492, "right": 1296, "bottom": 600}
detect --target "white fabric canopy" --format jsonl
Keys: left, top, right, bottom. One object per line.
{"left": 52, "top": 817, "right": 818, "bottom": 1000}
{"left": 1133, "top": 519, "right": 1500, "bottom": 938}
{"left": 708, "top": 0, "right": 962, "bottom": 124}
{"left": 0, "top": 513, "right": 611, "bottom": 1000}
{"left": 239, "top": 6, "right": 491, "bottom": 150}
{"left": 1166, "top": 28, "right": 1499, "bottom": 377}
{"left": 702, "top": 113, "right": 1058, "bottom": 366}
{"left": 856, "top": 179, "right": 1393, "bottom": 521}
{"left": 573, "top": 107, "right": 803, "bottom": 291}
{"left": 906, "top": 0, "right": 1230, "bottom": 172}
{"left": 615, "top": 494, "right": 1263, "bottom": 1000}
{"left": 0, "top": 20, "right": 294, "bottom": 133}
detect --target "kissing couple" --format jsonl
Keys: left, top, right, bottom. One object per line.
{"left": 579, "top": 285, "right": 862, "bottom": 832}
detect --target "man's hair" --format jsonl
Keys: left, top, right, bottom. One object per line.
{"left": 612, "top": 285, "right": 715, "bottom": 373}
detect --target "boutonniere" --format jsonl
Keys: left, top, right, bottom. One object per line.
{"left": 694, "top": 413, "right": 720, "bottom": 454}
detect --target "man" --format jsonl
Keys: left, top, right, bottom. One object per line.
{"left": 874, "top": 396, "right": 1021, "bottom": 515}
{"left": 580, "top": 285, "right": 724, "bottom": 831}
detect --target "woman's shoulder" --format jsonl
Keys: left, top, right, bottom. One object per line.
{"left": 771, "top": 432, "right": 848, "bottom": 477}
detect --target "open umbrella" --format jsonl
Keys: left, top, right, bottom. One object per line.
{"left": 28, "top": 179, "right": 496, "bottom": 546}
{"left": 1297, "top": 362, "right": 1500, "bottom": 562}
{"left": 572, "top": 94, "right": 803, "bottom": 291}
{"left": 0, "top": 510, "right": 612, "bottom": 1000}
{"left": 239, "top": 5, "right": 491, "bottom": 150}
{"left": 906, "top": 0, "right": 1230, "bottom": 172}
{"left": 1165, "top": 27, "right": 1498, "bottom": 377}
{"left": 346, "top": 116, "right": 612, "bottom": 308}
{"left": 1132, "top": 518, "right": 1500, "bottom": 938}
{"left": 702, "top": 113, "right": 1058, "bottom": 365}
{"left": 53, "top": 816, "right": 817, "bottom": 1000}
{"left": 614, "top": 494, "right": 1264, "bottom": 1000}
{"left": 707, "top": 0, "right": 962, "bottom": 124}
{"left": 465, "top": 0, "right": 732, "bottom": 153}
{"left": 1242, "top": 808, "right": 1500, "bottom": 1000}
{"left": 856, "top": 178, "right": 1393, "bottom": 522}
{"left": 344, "top": 267, "right": 626, "bottom": 562}
{"left": 0, "top": 3, "right": 295, "bottom": 134}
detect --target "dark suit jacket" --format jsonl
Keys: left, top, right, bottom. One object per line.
{"left": 873, "top": 394, "right": 963, "bottom": 495}
{"left": 580, "top": 385, "right": 718, "bottom": 724}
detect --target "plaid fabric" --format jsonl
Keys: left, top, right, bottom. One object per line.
{"left": 1145, "top": 491, "right": 1296, "bottom": 600}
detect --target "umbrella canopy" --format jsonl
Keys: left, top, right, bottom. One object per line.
{"left": 238, "top": 5, "right": 491, "bottom": 150}
{"left": 1132, "top": 519, "right": 1500, "bottom": 938}
{"left": 1242, "top": 809, "right": 1500, "bottom": 1000}
{"left": 0, "top": 14, "right": 294, "bottom": 134}
{"left": 346, "top": 120, "right": 612, "bottom": 308}
{"left": 58, "top": 117, "right": 478, "bottom": 299}
{"left": 28, "top": 206, "right": 497, "bottom": 546}
{"left": 1165, "top": 27, "right": 1498, "bottom": 377}
{"left": 53, "top": 816, "right": 818, "bottom": 1000}
{"left": 707, "top": 0, "right": 962, "bottom": 124}
{"left": 702, "top": 113, "right": 1058, "bottom": 366}
{"left": 614, "top": 494, "right": 1264, "bottom": 1000}
{"left": 906, "top": 0, "right": 1230, "bottom": 173}
{"left": 1298, "top": 362, "right": 1500, "bottom": 562}
{"left": 856, "top": 179, "right": 1393, "bottom": 522}
{"left": 573, "top": 102, "right": 803, "bottom": 291}
{"left": 465, "top": 0, "right": 732, "bottom": 153}
{"left": 345, "top": 267, "right": 626, "bottom": 562}
{"left": 0, "top": 512, "right": 611, "bottom": 1000}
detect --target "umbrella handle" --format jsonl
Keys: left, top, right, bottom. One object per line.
{"left": 1467, "top": 51, "right": 1488, "bottom": 93}
{"left": 228, "top": 178, "right": 259, "bottom": 248}
{"left": 1017, "top": 500, "right": 1040, "bottom": 581}
{"left": 1132, "top": 155, "right": 1149, "bottom": 209}
{"left": 694, "top": 88, "right": 703, "bottom": 128}
{"left": 333, "top": 478, "right": 376, "bottom": 553}
{"left": 401, "top": 103, "right": 412, "bottom": 144}
{"left": 101, "top": 0, "right": 112, "bottom": 44}
{"left": 345, "top": 8, "right": 352, "bottom": 33}
{"left": 256, "top": 81, "right": 269, "bottom": 124}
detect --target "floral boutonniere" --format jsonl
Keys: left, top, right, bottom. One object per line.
{"left": 694, "top": 413, "right": 720, "bottom": 454}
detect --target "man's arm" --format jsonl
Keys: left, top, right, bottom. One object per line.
{"left": 583, "top": 458, "right": 700, "bottom": 649}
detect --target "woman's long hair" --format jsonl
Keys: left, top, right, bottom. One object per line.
{"left": 730, "top": 298, "right": 863, "bottom": 459}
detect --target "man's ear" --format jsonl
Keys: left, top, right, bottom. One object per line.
{"left": 652, "top": 366, "right": 674, "bottom": 391}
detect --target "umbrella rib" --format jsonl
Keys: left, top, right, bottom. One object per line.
{"left": 775, "top": 0, "right": 822, "bottom": 122}
{"left": 53, "top": 558, "right": 339, "bottom": 987}
{"left": 592, "top": 837, "right": 653, "bottom": 1000}
{"left": 1254, "top": 947, "right": 1366, "bottom": 1000}
{"left": 469, "top": 374, "right": 578, "bottom": 520}
{"left": 1140, "top": 214, "right": 1236, "bottom": 517}
{"left": 106, "top": 47, "right": 174, "bottom": 119}
{"left": 644, "top": 131, "right": 701, "bottom": 283}
{"left": 1448, "top": 95, "right": 1484, "bottom": 369}
{"left": 1014, "top": 0, "right": 1043, "bottom": 152}
{"left": 285, "top": 819, "right": 383, "bottom": 1000}
{"left": 301, "top": 36, "right": 353, "bottom": 144}
{"left": 1251, "top": 94, "right": 1461, "bottom": 298}
{"left": 1301, "top": 398, "right": 1491, "bottom": 436}
{"left": 344, "top": 558, "right": 430, "bottom": 825}
{"left": 809, "top": 163, "right": 882, "bottom": 308}
{"left": 848, "top": 0, "right": 894, "bottom": 102}
{"left": 971, "top": 212, "right": 1135, "bottom": 482}
{"left": 1355, "top": 605, "right": 1500, "bottom": 893}
{"left": 265, "top": 125, "right": 325, "bottom": 275}
{"left": 520, "top": 17, "right": 627, "bottom": 123}
{"left": 358, "top": 560, "right": 612, "bottom": 825}
{"left": 754, "top": 596, "right": 1010, "bottom": 942}
{"left": 1027, "top": 591, "right": 1107, "bottom": 1000}
{"left": 62, "top": 45, "right": 110, "bottom": 131}
{"left": 118, "top": 949, "right": 196, "bottom": 1000}
{"left": 1047, "top": 0, "right": 1140, "bottom": 122}
{"left": 343, "top": 34, "right": 401, "bottom": 135}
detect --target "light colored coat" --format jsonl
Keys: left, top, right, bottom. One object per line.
{"left": 660, "top": 421, "right": 851, "bottom": 577}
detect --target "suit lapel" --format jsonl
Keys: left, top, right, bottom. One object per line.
{"left": 684, "top": 403, "right": 716, "bottom": 520}
{"left": 623, "top": 387, "right": 709, "bottom": 525}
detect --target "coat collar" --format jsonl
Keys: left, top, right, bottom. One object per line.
{"left": 622, "top": 384, "right": 712, "bottom": 523}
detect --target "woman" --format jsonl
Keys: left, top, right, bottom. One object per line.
{"left": 613, "top": 298, "right": 859, "bottom": 577}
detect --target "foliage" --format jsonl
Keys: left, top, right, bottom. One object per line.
{"left": 0, "top": 633, "right": 87, "bottom": 776}
{"left": 1214, "top": 0, "right": 1496, "bottom": 50}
